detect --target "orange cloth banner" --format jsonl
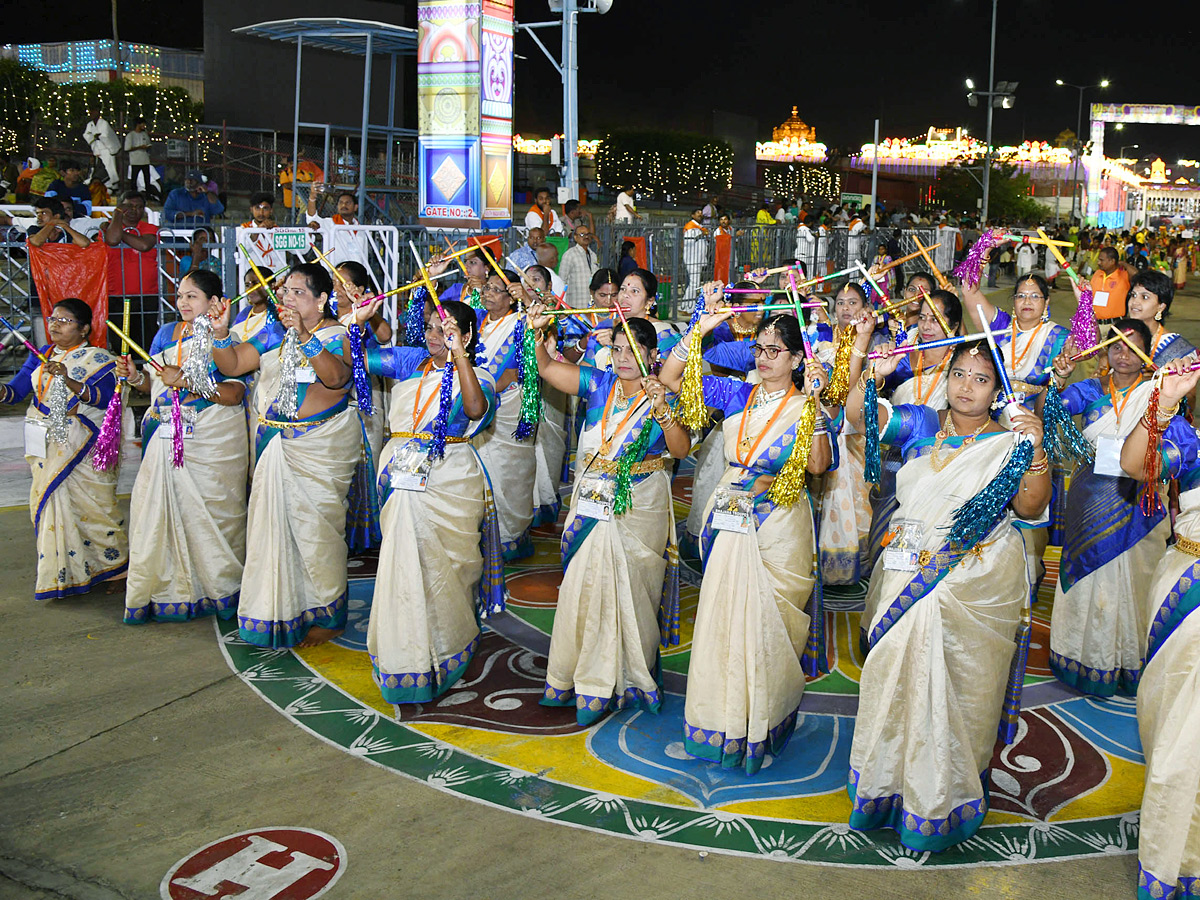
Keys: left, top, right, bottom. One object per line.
{"left": 28, "top": 242, "right": 110, "bottom": 348}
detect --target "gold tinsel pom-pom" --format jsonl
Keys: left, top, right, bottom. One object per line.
{"left": 767, "top": 396, "right": 819, "bottom": 507}
{"left": 675, "top": 331, "right": 710, "bottom": 431}
{"left": 822, "top": 326, "right": 856, "bottom": 406}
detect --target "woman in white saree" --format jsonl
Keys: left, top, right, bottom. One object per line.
{"left": 523, "top": 264, "right": 569, "bottom": 527}
{"left": 120, "top": 270, "right": 248, "bottom": 623}
{"left": 356, "top": 297, "right": 505, "bottom": 704}
{"left": 474, "top": 269, "right": 538, "bottom": 560}
{"left": 524, "top": 304, "right": 689, "bottom": 726}
{"left": 844, "top": 326, "right": 1051, "bottom": 851}
{"left": 0, "top": 298, "right": 127, "bottom": 599}
{"left": 660, "top": 286, "right": 833, "bottom": 774}
{"left": 1045, "top": 319, "right": 1166, "bottom": 697}
{"left": 1120, "top": 361, "right": 1200, "bottom": 900}
{"left": 211, "top": 262, "right": 362, "bottom": 648}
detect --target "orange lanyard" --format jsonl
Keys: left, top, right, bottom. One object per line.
{"left": 1009, "top": 320, "right": 1043, "bottom": 373}
{"left": 600, "top": 382, "right": 646, "bottom": 452}
{"left": 35, "top": 343, "right": 83, "bottom": 402}
{"left": 1108, "top": 373, "right": 1143, "bottom": 420}
{"left": 735, "top": 384, "right": 795, "bottom": 466}
{"left": 480, "top": 311, "right": 516, "bottom": 344}
{"left": 914, "top": 349, "right": 950, "bottom": 405}
{"left": 411, "top": 360, "right": 443, "bottom": 431}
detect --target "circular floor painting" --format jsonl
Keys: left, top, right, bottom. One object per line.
{"left": 217, "top": 476, "right": 1142, "bottom": 868}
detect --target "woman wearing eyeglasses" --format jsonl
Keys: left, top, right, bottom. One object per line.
{"left": 1044, "top": 319, "right": 1167, "bottom": 698}
{"left": 524, "top": 301, "right": 689, "bottom": 725}
{"left": 469, "top": 269, "right": 538, "bottom": 560}
{"left": 659, "top": 283, "right": 833, "bottom": 774}
{"left": 118, "top": 269, "right": 249, "bottom": 625}
{"left": 0, "top": 298, "right": 127, "bottom": 599}
{"left": 210, "top": 263, "right": 362, "bottom": 648}
{"left": 1119, "top": 361, "right": 1200, "bottom": 900}
{"left": 844, "top": 318, "right": 1050, "bottom": 851}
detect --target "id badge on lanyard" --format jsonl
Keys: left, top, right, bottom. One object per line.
{"left": 577, "top": 472, "right": 614, "bottom": 521}
{"left": 24, "top": 420, "right": 47, "bottom": 458}
{"left": 393, "top": 439, "right": 432, "bottom": 492}
{"left": 711, "top": 487, "right": 752, "bottom": 534}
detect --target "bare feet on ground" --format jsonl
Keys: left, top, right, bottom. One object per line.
{"left": 297, "top": 626, "right": 343, "bottom": 648}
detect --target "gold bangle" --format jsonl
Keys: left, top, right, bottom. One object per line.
{"left": 851, "top": 345, "right": 868, "bottom": 359}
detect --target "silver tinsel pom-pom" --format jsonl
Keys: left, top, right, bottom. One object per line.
{"left": 47, "top": 373, "right": 71, "bottom": 444}
{"left": 273, "top": 327, "right": 302, "bottom": 419}
{"left": 180, "top": 316, "right": 218, "bottom": 399}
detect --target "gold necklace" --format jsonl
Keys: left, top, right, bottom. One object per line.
{"left": 929, "top": 413, "right": 989, "bottom": 473}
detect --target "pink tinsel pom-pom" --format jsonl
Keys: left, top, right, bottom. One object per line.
{"left": 1069, "top": 286, "right": 1100, "bottom": 351}
{"left": 951, "top": 228, "right": 1002, "bottom": 289}
{"left": 90, "top": 389, "right": 123, "bottom": 471}
{"left": 170, "top": 389, "right": 185, "bottom": 468}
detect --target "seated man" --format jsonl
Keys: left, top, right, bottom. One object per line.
{"left": 162, "top": 171, "right": 224, "bottom": 227}
{"left": 43, "top": 159, "right": 93, "bottom": 218}
{"left": 25, "top": 197, "right": 91, "bottom": 248}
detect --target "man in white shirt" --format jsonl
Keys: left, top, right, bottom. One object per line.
{"left": 614, "top": 186, "right": 638, "bottom": 223}
{"left": 559, "top": 223, "right": 599, "bottom": 308}
{"left": 523, "top": 186, "right": 564, "bottom": 235}
{"left": 83, "top": 107, "right": 120, "bottom": 190}
{"left": 306, "top": 186, "right": 369, "bottom": 266}
{"left": 682, "top": 207, "right": 710, "bottom": 297}
{"left": 124, "top": 119, "right": 152, "bottom": 194}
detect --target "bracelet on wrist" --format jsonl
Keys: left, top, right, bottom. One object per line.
{"left": 213, "top": 334, "right": 234, "bottom": 350}
{"left": 299, "top": 334, "right": 323, "bottom": 358}
{"left": 850, "top": 345, "right": 868, "bottom": 359}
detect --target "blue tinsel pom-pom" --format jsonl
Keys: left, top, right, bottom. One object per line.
{"left": 863, "top": 377, "right": 881, "bottom": 484}
{"left": 405, "top": 287, "right": 428, "bottom": 347}
{"left": 947, "top": 439, "right": 1035, "bottom": 549}
{"left": 346, "top": 322, "right": 372, "bottom": 415}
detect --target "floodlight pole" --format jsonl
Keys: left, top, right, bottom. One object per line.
{"left": 981, "top": 0, "right": 997, "bottom": 225}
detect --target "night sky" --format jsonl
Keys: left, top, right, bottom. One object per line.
{"left": 10, "top": 0, "right": 1200, "bottom": 166}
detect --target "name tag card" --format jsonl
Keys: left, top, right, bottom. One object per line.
{"left": 24, "top": 420, "right": 47, "bottom": 458}
{"left": 711, "top": 488, "right": 752, "bottom": 534}
{"left": 577, "top": 472, "right": 614, "bottom": 521}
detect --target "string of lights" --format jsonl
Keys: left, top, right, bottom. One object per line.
{"left": 763, "top": 165, "right": 840, "bottom": 202}
{"left": 596, "top": 131, "right": 733, "bottom": 196}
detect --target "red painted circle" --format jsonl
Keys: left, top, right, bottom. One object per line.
{"left": 161, "top": 828, "right": 345, "bottom": 900}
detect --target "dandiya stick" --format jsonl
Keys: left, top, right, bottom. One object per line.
{"left": 545, "top": 306, "right": 631, "bottom": 316}
{"left": 476, "top": 242, "right": 511, "bottom": 286}
{"left": 1113, "top": 325, "right": 1155, "bottom": 368}
{"left": 725, "top": 301, "right": 824, "bottom": 313}
{"left": 1069, "top": 331, "right": 1123, "bottom": 361}
{"left": 612, "top": 301, "right": 649, "bottom": 377}
{"left": 787, "top": 272, "right": 815, "bottom": 361}
{"left": 855, "top": 261, "right": 887, "bottom": 302}
{"left": 913, "top": 236, "right": 952, "bottom": 289}
{"left": 227, "top": 263, "right": 290, "bottom": 306}
{"left": 443, "top": 236, "right": 470, "bottom": 277}
{"left": 104, "top": 320, "right": 164, "bottom": 372}
{"left": 868, "top": 328, "right": 1009, "bottom": 359}
{"left": 912, "top": 286, "right": 953, "bottom": 337}
{"left": 977, "top": 304, "right": 1018, "bottom": 403}
{"left": 0, "top": 316, "right": 47, "bottom": 363}
{"left": 239, "top": 245, "right": 282, "bottom": 309}
{"left": 870, "top": 244, "right": 941, "bottom": 274}
{"left": 407, "top": 240, "right": 447, "bottom": 321}
{"left": 1036, "top": 227, "right": 1082, "bottom": 286}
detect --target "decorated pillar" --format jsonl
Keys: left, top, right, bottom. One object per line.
{"left": 417, "top": 0, "right": 514, "bottom": 229}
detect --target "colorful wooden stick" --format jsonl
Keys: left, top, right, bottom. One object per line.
{"left": 913, "top": 236, "right": 951, "bottom": 289}
{"left": 787, "top": 272, "right": 816, "bottom": 361}
{"left": 912, "top": 286, "right": 954, "bottom": 336}
{"left": 999, "top": 232, "right": 1073, "bottom": 248}
{"left": 239, "top": 245, "right": 282, "bottom": 309}
{"left": 1113, "top": 325, "right": 1155, "bottom": 368}
{"left": 545, "top": 306, "right": 631, "bottom": 316}
{"left": 1036, "top": 227, "right": 1082, "bottom": 287}
{"left": 1069, "top": 331, "right": 1124, "bottom": 361}
{"left": 105, "top": 320, "right": 164, "bottom": 371}
{"left": 855, "top": 261, "right": 887, "bottom": 302}
{"left": 476, "top": 242, "right": 511, "bottom": 286}
{"left": 443, "top": 236, "right": 470, "bottom": 277}
{"left": 868, "top": 328, "right": 1009, "bottom": 359}
{"left": 121, "top": 298, "right": 130, "bottom": 357}
{"left": 612, "top": 302, "right": 649, "bottom": 377}
{"left": 725, "top": 301, "right": 825, "bottom": 313}
{"left": 977, "top": 303, "right": 1017, "bottom": 403}
{"left": 870, "top": 244, "right": 941, "bottom": 275}
{"left": 407, "top": 240, "right": 447, "bottom": 321}
{"left": 0, "top": 316, "right": 47, "bottom": 363}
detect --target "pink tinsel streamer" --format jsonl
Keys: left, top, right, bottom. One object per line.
{"left": 1070, "top": 286, "right": 1100, "bottom": 351}
{"left": 170, "top": 390, "right": 185, "bottom": 468}
{"left": 951, "top": 228, "right": 1002, "bottom": 289}
{"left": 90, "top": 388, "right": 123, "bottom": 471}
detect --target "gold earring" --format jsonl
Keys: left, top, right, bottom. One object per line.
{"left": 1155, "top": 310, "right": 1163, "bottom": 321}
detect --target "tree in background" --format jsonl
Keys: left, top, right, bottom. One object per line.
{"left": 596, "top": 130, "right": 733, "bottom": 198}
{"left": 37, "top": 81, "right": 201, "bottom": 137}
{"left": 934, "top": 160, "right": 1043, "bottom": 222}
{"left": 0, "top": 59, "right": 50, "bottom": 153}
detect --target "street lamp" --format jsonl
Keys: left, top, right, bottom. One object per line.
{"left": 1057, "top": 78, "right": 1110, "bottom": 222}
{"left": 516, "top": 0, "right": 613, "bottom": 201}
{"left": 963, "top": 0, "right": 1016, "bottom": 224}
{"left": 1120, "top": 144, "right": 1139, "bottom": 160}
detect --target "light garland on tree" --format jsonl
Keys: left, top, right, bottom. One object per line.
{"left": 596, "top": 132, "right": 733, "bottom": 197}
{"left": 764, "top": 165, "right": 840, "bottom": 201}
